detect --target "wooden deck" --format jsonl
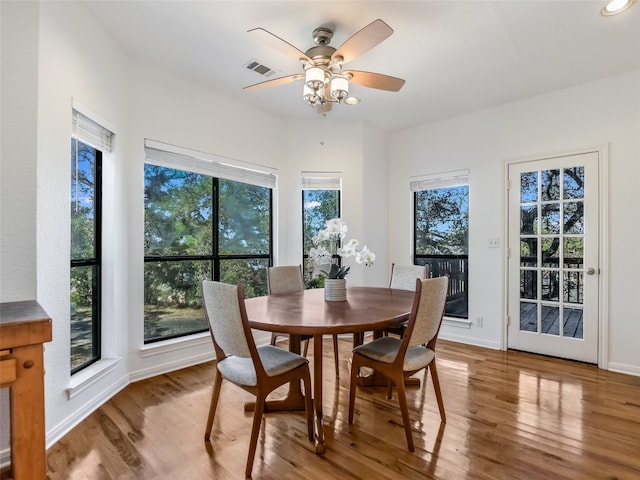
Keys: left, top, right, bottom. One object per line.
{"left": 520, "top": 302, "right": 583, "bottom": 338}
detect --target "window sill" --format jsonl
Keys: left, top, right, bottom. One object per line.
{"left": 139, "top": 332, "right": 210, "bottom": 358}
{"left": 443, "top": 317, "right": 472, "bottom": 328}
{"left": 66, "top": 357, "right": 121, "bottom": 399}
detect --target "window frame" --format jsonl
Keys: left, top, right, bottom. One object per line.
{"left": 143, "top": 142, "right": 275, "bottom": 344}
{"left": 70, "top": 140, "right": 102, "bottom": 374}
{"left": 412, "top": 170, "right": 469, "bottom": 319}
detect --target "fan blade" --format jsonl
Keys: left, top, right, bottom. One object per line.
{"left": 248, "top": 27, "right": 312, "bottom": 63}
{"left": 332, "top": 19, "right": 393, "bottom": 65}
{"left": 345, "top": 70, "right": 405, "bottom": 92}
{"left": 244, "top": 74, "right": 304, "bottom": 92}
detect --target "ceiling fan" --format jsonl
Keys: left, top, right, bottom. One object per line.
{"left": 244, "top": 19, "right": 405, "bottom": 113}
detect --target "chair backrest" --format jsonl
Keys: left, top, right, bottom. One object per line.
{"left": 267, "top": 265, "right": 304, "bottom": 294}
{"left": 389, "top": 263, "right": 429, "bottom": 291}
{"left": 202, "top": 280, "right": 253, "bottom": 359}
{"left": 405, "top": 276, "right": 449, "bottom": 349}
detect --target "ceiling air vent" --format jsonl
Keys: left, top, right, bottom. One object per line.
{"left": 244, "top": 58, "right": 278, "bottom": 78}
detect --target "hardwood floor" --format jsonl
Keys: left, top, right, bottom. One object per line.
{"left": 46, "top": 339, "right": 640, "bottom": 479}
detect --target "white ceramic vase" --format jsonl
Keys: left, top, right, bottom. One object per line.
{"left": 324, "top": 278, "right": 347, "bottom": 302}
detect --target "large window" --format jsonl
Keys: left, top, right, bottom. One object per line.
{"left": 302, "top": 174, "right": 341, "bottom": 288}
{"left": 413, "top": 170, "right": 469, "bottom": 318}
{"left": 144, "top": 144, "right": 274, "bottom": 343}
{"left": 70, "top": 108, "right": 112, "bottom": 373}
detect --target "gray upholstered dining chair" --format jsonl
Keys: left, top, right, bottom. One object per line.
{"left": 348, "top": 276, "right": 449, "bottom": 452}
{"left": 384, "top": 263, "right": 429, "bottom": 337}
{"left": 268, "top": 265, "right": 340, "bottom": 377}
{"left": 202, "top": 280, "right": 314, "bottom": 478}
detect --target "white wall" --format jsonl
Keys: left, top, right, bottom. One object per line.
{"left": 0, "top": 1, "right": 39, "bottom": 302}
{"left": 388, "top": 71, "right": 640, "bottom": 373}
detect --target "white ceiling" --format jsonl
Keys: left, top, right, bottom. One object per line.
{"left": 84, "top": 0, "right": 640, "bottom": 132}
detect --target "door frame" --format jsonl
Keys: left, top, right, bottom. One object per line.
{"left": 502, "top": 145, "right": 609, "bottom": 368}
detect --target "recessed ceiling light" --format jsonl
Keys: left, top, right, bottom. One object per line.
{"left": 601, "top": 0, "right": 636, "bottom": 16}
{"left": 344, "top": 96, "right": 361, "bottom": 105}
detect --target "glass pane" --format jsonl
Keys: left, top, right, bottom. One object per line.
{"left": 564, "top": 201, "right": 584, "bottom": 234}
{"left": 520, "top": 301, "right": 537, "bottom": 332}
{"left": 541, "top": 305, "right": 560, "bottom": 336}
{"left": 144, "top": 260, "right": 211, "bottom": 342}
{"left": 219, "top": 179, "right": 271, "bottom": 255}
{"left": 70, "top": 265, "right": 98, "bottom": 370}
{"left": 542, "top": 237, "right": 560, "bottom": 268}
{"left": 520, "top": 238, "right": 537, "bottom": 267}
{"left": 415, "top": 186, "right": 469, "bottom": 255}
{"left": 563, "top": 307, "right": 584, "bottom": 339}
{"left": 220, "top": 258, "right": 269, "bottom": 298}
{"left": 564, "top": 271, "right": 584, "bottom": 304}
{"left": 563, "top": 237, "right": 583, "bottom": 268}
{"left": 303, "top": 189, "right": 340, "bottom": 288}
{"left": 542, "top": 270, "right": 560, "bottom": 301}
{"left": 541, "top": 203, "right": 560, "bottom": 234}
{"left": 520, "top": 270, "right": 537, "bottom": 300}
{"left": 71, "top": 140, "right": 96, "bottom": 260}
{"left": 563, "top": 166, "right": 584, "bottom": 199}
{"left": 520, "top": 172, "right": 538, "bottom": 203}
{"left": 541, "top": 169, "right": 560, "bottom": 201}
{"left": 520, "top": 205, "right": 537, "bottom": 235}
{"left": 144, "top": 165, "right": 212, "bottom": 256}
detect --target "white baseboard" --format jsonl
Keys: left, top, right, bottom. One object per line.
{"left": 607, "top": 362, "right": 640, "bottom": 377}
{"left": 439, "top": 331, "right": 502, "bottom": 350}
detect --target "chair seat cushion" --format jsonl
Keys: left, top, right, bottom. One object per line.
{"left": 218, "top": 345, "right": 308, "bottom": 386}
{"left": 354, "top": 336, "right": 435, "bottom": 372}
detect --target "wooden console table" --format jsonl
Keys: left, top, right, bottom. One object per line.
{"left": 0, "top": 301, "right": 52, "bottom": 480}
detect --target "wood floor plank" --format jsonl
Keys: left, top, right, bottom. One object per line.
{"left": 47, "top": 339, "right": 640, "bottom": 479}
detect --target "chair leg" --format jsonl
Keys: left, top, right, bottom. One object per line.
{"left": 348, "top": 356, "right": 360, "bottom": 424}
{"left": 430, "top": 361, "right": 446, "bottom": 422}
{"left": 332, "top": 335, "right": 339, "bottom": 377}
{"left": 303, "top": 338, "right": 309, "bottom": 357}
{"left": 270, "top": 332, "right": 278, "bottom": 346}
{"left": 245, "top": 392, "right": 266, "bottom": 478}
{"left": 205, "top": 371, "right": 223, "bottom": 441}
{"left": 395, "top": 373, "right": 415, "bottom": 452}
{"left": 301, "top": 369, "right": 315, "bottom": 442}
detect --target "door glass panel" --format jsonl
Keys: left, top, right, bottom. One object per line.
{"left": 542, "top": 305, "right": 560, "bottom": 336}
{"left": 563, "top": 167, "right": 584, "bottom": 199}
{"left": 563, "top": 307, "right": 584, "bottom": 339}
{"left": 520, "top": 302, "right": 537, "bottom": 332}
{"left": 541, "top": 237, "right": 560, "bottom": 268}
{"left": 541, "top": 203, "right": 560, "bottom": 234}
{"left": 564, "top": 201, "right": 584, "bottom": 234}
{"left": 541, "top": 169, "right": 560, "bottom": 201}
{"left": 520, "top": 238, "right": 537, "bottom": 267}
{"left": 564, "top": 271, "right": 583, "bottom": 304}
{"left": 520, "top": 205, "right": 537, "bottom": 234}
{"left": 563, "top": 237, "right": 583, "bottom": 268}
{"left": 520, "top": 270, "right": 537, "bottom": 300}
{"left": 521, "top": 172, "right": 538, "bottom": 202}
{"left": 542, "top": 271, "right": 560, "bottom": 301}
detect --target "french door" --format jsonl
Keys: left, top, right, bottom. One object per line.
{"left": 507, "top": 151, "right": 599, "bottom": 363}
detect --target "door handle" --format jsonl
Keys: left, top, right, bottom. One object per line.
{"left": 585, "top": 267, "right": 597, "bottom": 275}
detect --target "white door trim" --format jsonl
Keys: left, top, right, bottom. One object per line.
{"left": 502, "top": 145, "right": 609, "bottom": 369}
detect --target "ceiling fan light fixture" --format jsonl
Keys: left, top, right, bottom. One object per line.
{"left": 601, "top": 0, "right": 635, "bottom": 15}
{"left": 330, "top": 77, "right": 349, "bottom": 103}
{"left": 303, "top": 84, "right": 321, "bottom": 106}
{"left": 305, "top": 67, "right": 325, "bottom": 89}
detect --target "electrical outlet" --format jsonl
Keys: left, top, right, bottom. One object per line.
{"left": 488, "top": 238, "right": 500, "bottom": 248}
{"left": 476, "top": 317, "right": 483, "bottom": 327}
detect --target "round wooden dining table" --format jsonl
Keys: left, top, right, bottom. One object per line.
{"left": 243, "top": 286, "right": 415, "bottom": 454}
